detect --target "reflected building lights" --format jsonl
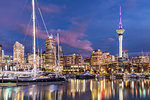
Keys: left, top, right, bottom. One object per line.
{"left": 125, "top": 81, "right": 128, "bottom": 87}
{"left": 21, "top": 91, "right": 24, "bottom": 100}
{"left": 101, "top": 80, "right": 103, "bottom": 91}
{"left": 111, "top": 81, "right": 114, "bottom": 90}
{"left": 119, "top": 83, "right": 123, "bottom": 100}
{"left": 122, "top": 81, "right": 124, "bottom": 89}
{"left": 77, "top": 80, "right": 79, "bottom": 92}
{"left": 1, "top": 79, "right": 150, "bottom": 100}
{"left": 142, "top": 81, "right": 144, "bottom": 89}
{"left": 132, "top": 81, "right": 134, "bottom": 89}
{"left": 90, "top": 80, "right": 93, "bottom": 92}
{"left": 104, "top": 79, "right": 106, "bottom": 90}
{"left": 98, "top": 82, "right": 101, "bottom": 100}
{"left": 143, "top": 89, "right": 146, "bottom": 98}
{"left": 140, "top": 89, "right": 141, "bottom": 98}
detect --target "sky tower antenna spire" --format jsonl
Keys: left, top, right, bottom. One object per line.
{"left": 119, "top": 5, "right": 123, "bottom": 29}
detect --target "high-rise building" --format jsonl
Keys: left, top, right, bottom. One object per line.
{"left": 13, "top": 41, "right": 24, "bottom": 64}
{"left": 91, "top": 49, "right": 103, "bottom": 66}
{"left": 62, "top": 54, "right": 83, "bottom": 71}
{"left": 45, "top": 34, "right": 56, "bottom": 67}
{"left": 116, "top": 6, "right": 125, "bottom": 58}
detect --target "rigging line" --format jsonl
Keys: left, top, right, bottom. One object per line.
{"left": 35, "top": 0, "right": 49, "bottom": 37}
{"left": 38, "top": 8, "right": 50, "bottom": 37}
{"left": 22, "top": 0, "right": 29, "bottom": 12}
{"left": 16, "top": 0, "right": 30, "bottom": 46}
{"left": 22, "top": 14, "right": 32, "bottom": 44}
{"left": 35, "top": 14, "right": 40, "bottom": 52}
{"left": 14, "top": 0, "right": 29, "bottom": 26}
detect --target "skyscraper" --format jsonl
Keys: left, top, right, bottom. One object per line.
{"left": 116, "top": 6, "right": 125, "bottom": 58}
{"left": 13, "top": 41, "right": 24, "bottom": 64}
{"left": 45, "top": 34, "right": 56, "bottom": 68}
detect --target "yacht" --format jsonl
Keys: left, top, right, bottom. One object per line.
{"left": 76, "top": 72, "right": 95, "bottom": 79}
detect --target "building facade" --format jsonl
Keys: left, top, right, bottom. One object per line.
{"left": 62, "top": 54, "right": 82, "bottom": 66}
{"left": 129, "top": 56, "right": 150, "bottom": 64}
{"left": 62, "top": 54, "right": 83, "bottom": 71}
{"left": 122, "top": 50, "right": 128, "bottom": 58}
{"left": 45, "top": 34, "right": 56, "bottom": 68}
{"left": 102, "top": 52, "right": 115, "bottom": 64}
{"left": 91, "top": 49, "right": 103, "bottom": 66}
{"left": 27, "top": 53, "right": 40, "bottom": 68}
{"left": 83, "top": 57, "right": 91, "bottom": 70}
{"left": 13, "top": 41, "right": 24, "bottom": 64}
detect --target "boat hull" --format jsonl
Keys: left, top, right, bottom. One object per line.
{"left": 0, "top": 78, "right": 65, "bottom": 83}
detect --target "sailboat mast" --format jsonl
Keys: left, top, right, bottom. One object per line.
{"left": 57, "top": 33, "right": 60, "bottom": 72}
{"left": 32, "top": 0, "right": 36, "bottom": 77}
{"left": 41, "top": 49, "right": 42, "bottom": 68}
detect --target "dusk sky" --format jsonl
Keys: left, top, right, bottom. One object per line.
{"left": 0, "top": 0, "right": 150, "bottom": 57}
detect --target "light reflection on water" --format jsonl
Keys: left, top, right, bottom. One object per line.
{"left": 0, "top": 79, "right": 150, "bottom": 100}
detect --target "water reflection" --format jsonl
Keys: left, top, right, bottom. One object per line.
{"left": 0, "top": 79, "right": 150, "bottom": 100}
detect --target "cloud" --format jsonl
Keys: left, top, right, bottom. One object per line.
{"left": 102, "top": 38, "right": 115, "bottom": 42}
{"left": 55, "top": 29, "right": 93, "bottom": 51}
{"left": 18, "top": 24, "right": 47, "bottom": 39}
{"left": 70, "top": 17, "right": 89, "bottom": 32}
{"left": 40, "top": 4, "right": 66, "bottom": 13}
{"left": 18, "top": 23, "right": 93, "bottom": 51}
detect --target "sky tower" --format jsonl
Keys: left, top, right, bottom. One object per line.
{"left": 116, "top": 6, "right": 125, "bottom": 58}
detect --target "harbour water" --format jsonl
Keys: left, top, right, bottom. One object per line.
{"left": 0, "top": 79, "right": 150, "bottom": 100}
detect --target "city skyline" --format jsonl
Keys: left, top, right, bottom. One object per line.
{"left": 0, "top": 0, "right": 150, "bottom": 57}
{"left": 1, "top": 1, "right": 150, "bottom": 100}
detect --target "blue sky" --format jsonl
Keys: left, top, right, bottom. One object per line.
{"left": 0, "top": 0, "right": 150, "bottom": 57}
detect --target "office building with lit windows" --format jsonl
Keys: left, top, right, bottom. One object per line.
{"left": 13, "top": 41, "right": 24, "bottom": 64}
{"left": 91, "top": 49, "right": 103, "bottom": 66}
{"left": 45, "top": 34, "right": 56, "bottom": 68}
